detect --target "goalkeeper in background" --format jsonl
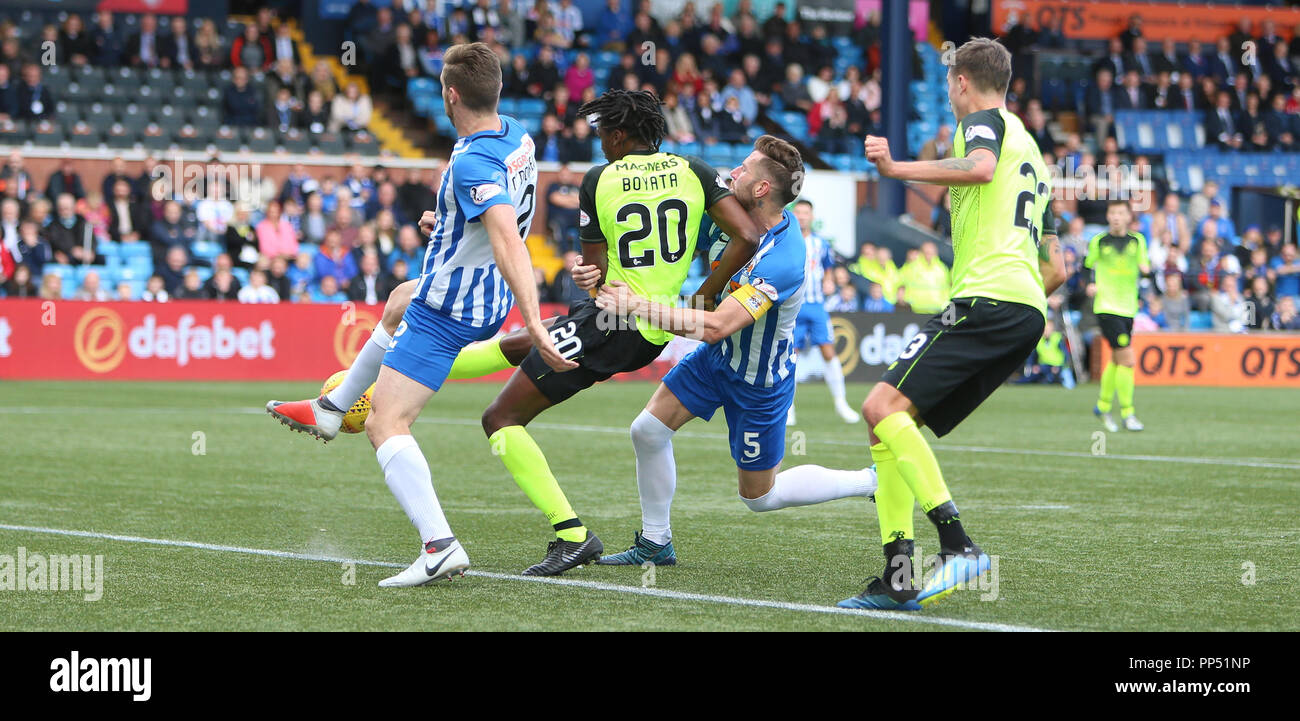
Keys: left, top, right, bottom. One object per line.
{"left": 1087, "top": 199, "right": 1148, "bottom": 432}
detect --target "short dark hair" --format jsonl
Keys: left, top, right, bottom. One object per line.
{"left": 952, "top": 37, "right": 1012, "bottom": 95}
{"left": 576, "top": 89, "right": 667, "bottom": 149}
{"left": 442, "top": 42, "right": 502, "bottom": 113}
{"left": 753, "top": 134, "right": 803, "bottom": 206}
{"left": 794, "top": 198, "right": 813, "bottom": 210}
{"left": 1107, "top": 199, "right": 1132, "bottom": 212}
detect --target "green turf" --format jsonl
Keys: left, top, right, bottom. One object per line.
{"left": 0, "top": 380, "right": 1296, "bottom": 631}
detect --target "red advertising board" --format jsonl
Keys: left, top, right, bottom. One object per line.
{"left": 0, "top": 299, "right": 689, "bottom": 382}
{"left": 1095, "top": 332, "right": 1300, "bottom": 387}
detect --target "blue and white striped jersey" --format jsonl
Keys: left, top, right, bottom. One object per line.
{"left": 802, "top": 231, "right": 834, "bottom": 305}
{"left": 415, "top": 115, "right": 538, "bottom": 327}
{"left": 706, "top": 208, "right": 806, "bottom": 387}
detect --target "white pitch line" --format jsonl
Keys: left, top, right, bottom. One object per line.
{"left": 4, "top": 405, "right": 1299, "bottom": 471}
{"left": 0, "top": 523, "right": 1051, "bottom": 633}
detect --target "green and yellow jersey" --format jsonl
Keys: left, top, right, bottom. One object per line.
{"left": 578, "top": 150, "right": 731, "bottom": 344}
{"left": 1085, "top": 230, "right": 1148, "bottom": 318}
{"left": 900, "top": 256, "right": 951, "bottom": 314}
{"left": 948, "top": 107, "right": 1054, "bottom": 317}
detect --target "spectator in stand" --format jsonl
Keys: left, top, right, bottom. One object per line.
{"left": 389, "top": 224, "right": 424, "bottom": 275}
{"left": 39, "top": 271, "right": 62, "bottom": 301}
{"left": 0, "top": 198, "right": 19, "bottom": 256}
{"left": 256, "top": 199, "right": 298, "bottom": 261}
{"left": 1244, "top": 275, "right": 1274, "bottom": 330}
{"left": 861, "top": 281, "right": 894, "bottom": 312}
{"left": 166, "top": 15, "right": 196, "bottom": 72}
{"left": 1197, "top": 200, "right": 1237, "bottom": 248}
{"left": 46, "top": 194, "right": 94, "bottom": 266}
{"left": 1272, "top": 295, "right": 1300, "bottom": 330}
{"left": 0, "top": 65, "right": 19, "bottom": 122}
{"left": 58, "top": 14, "right": 94, "bottom": 67}
{"left": 230, "top": 23, "right": 272, "bottom": 70}
{"left": 330, "top": 82, "right": 373, "bottom": 134}
{"left": 528, "top": 45, "right": 562, "bottom": 101}
{"left": 127, "top": 13, "right": 164, "bottom": 68}
{"left": 44, "top": 160, "right": 85, "bottom": 202}
{"left": 1085, "top": 67, "right": 1117, "bottom": 149}
{"left": 1207, "top": 90, "right": 1243, "bottom": 150}
{"left": 1162, "top": 272, "right": 1190, "bottom": 331}
{"left": 1211, "top": 274, "right": 1248, "bottom": 332}
{"left": 1271, "top": 243, "right": 1300, "bottom": 302}
{"left": 364, "top": 182, "right": 407, "bottom": 225}
{"left": 224, "top": 204, "right": 258, "bottom": 267}
{"left": 287, "top": 251, "right": 314, "bottom": 299}
{"left": 329, "top": 203, "right": 361, "bottom": 248}
{"left": 560, "top": 118, "right": 594, "bottom": 162}
{"left": 1115, "top": 69, "right": 1149, "bottom": 110}
{"left": 16, "top": 64, "right": 54, "bottom": 122}
{"left": 311, "top": 274, "right": 346, "bottom": 303}
{"left": 265, "top": 255, "right": 291, "bottom": 301}
{"left": 919, "top": 124, "right": 953, "bottom": 161}
{"left": 74, "top": 270, "right": 110, "bottom": 301}
{"left": 535, "top": 113, "right": 564, "bottom": 162}
{"left": 16, "top": 220, "right": 49, "bottom": 278}
{"left": 144, "top": 275, "right": 172, "bottom": 301}
{"left": 347, "top": 250, "right": 391, "bottom": 304}
{"left": 297, "top": 90, "right": 331, "bottom": 136}
{"left": 194, "top": 19, "right": 225, "bottom": 70}
{"left": 825, "top": 282, "right": 859, "bottom": 312}
{"left": 205, "top": 267, "right": 241, "bottom": 302}
{"left": 222, "top": 66, "right": 262, "bottom": 127}
{"left": 158, "top": 246, "right": 188, "bottom": 295}
{"left": 546, "top": 166, "right": 581, "bottom": 252}
{"left": 238, "top": 269, "right": 280, "bottom": 303}
{"left": 92, "top": 10, "right": 125, "bottom": 68}
{"left": 1187, "top": 235, "right": 1239, "bottom": 310}
{"left": 148, "top": 200, "right": 194, "bottom": 265}
{"left": 566, "top": 52, "right": 596, "bottom": 99}
{"left": 174, "top": 269, "right": 207, "bottom": 300}
{"left": 300, "top": 192, "right": 328, "bottom": 246}
{"left": 3, "top": 263, "right": 37, "bottom": 298}
{"left": 418, "top": 29, "right": 445, "bottom": 79}
{"left": 310, "top": 60, "right": 338, "bottom": 102}
{"left": 382, "top": 23, "right": 420, "bottom": 93}
{"left": 1265, "top": 92, "right": 1298, "bottom": 151}
{"left": 596, "top": 0, "right": 632, "bottom": 51}
{"left": 716, "top": 94, "right": 749, "bottom": 144}
{"left": 313, "top": 228, "right": 357, "bottom": 290}
{"left": 719, "top": 68, "right": 758, "bottom": 124}
{"left": 1150, "top": 192, "right": 1191, "bottom": 252}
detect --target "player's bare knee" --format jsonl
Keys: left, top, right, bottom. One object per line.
{"left": 381, "top": 285, "right": 413, "bottom": 334}
{"left": 481, "top": 403, "right": 513, "bottom": 437}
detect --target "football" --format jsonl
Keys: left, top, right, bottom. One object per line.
{"left": 320, "top": 370, "right": 374, "bottom": 434}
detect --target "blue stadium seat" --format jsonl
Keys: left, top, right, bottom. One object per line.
{"left": 75, "top": 264, "right": 110, "bottom": 282}
{"left": 119, "top": 242, "right": 151, "bottom": 260}
{"left": 232, "top": 267, "right": 250, "bottom": 286}
{"left": 194, "top": 267, "right": 213, "bottom": 282}
{"left": 517, "top": 98, "right": 546, "bottom": 116}
{"left": 498, "top": 97, "right": 519, "bottom": 115}
{"left": 1188, "top": 311, "right": 1213, "bottom": 330}
{"left": 45, "top": 264, "right": 75, "bottom": 284}
{"left": 116, "top": 265, "right": 149, "bottom": 282}
{"left": 191, "top": 240, "right": 222, "bottom": 263}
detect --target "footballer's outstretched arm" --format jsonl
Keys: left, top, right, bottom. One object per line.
{"left": 865, "top": 134, "right": 997, "bottom": 186}
{"left": 596, "top": 279, "right": 767, "bottom": 345}
{"left": 481, "top": 204, "right": 577, "bottom": 373}
{"left": 694, "top": 194, "right": 763, "bottom": 305}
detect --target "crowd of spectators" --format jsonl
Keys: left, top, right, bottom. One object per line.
{"left": 0, "top": 150, "right": 446, "bottom": 305}
{"left": 0, "top": 8, "right": 371, "bottom": 141}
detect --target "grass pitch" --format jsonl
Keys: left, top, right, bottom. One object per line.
{"left": 1, "top": 380, "right": 1296, "bottom": 631}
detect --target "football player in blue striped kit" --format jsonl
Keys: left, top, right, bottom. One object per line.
{"left": 789, "top": 198, "right": 860, "bottom": 426}
{"left": 588, "top": 136, "right": 878, "bottom": 566}
{"left": 271, "top": 43, "right": 574, "bottom": 587}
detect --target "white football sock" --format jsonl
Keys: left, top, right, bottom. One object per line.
{"left": 376, "top": 435, "right": 451, "bottom": 543}
{"left": 824, "top": 354, "right": 849, "bottom": 406}
{"left": 630, "top": 409, "right": 677, "bottom": 545}
{"left": 326, "top": 325, "right": 391, "bottom": 410}
{"left": 741, "top": 465, "right": 877, "bottom": 512}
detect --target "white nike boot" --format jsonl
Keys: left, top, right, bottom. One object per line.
{"left": 378, "top": 538, "right": 469, "bottom": 587}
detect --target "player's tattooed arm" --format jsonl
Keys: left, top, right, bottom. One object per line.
{"left": 865, "top": 134, "right": 996, "bottom": 186}
{"left": 596, "top": 281, "right": 756, "bottom": 344}
{"left": 694, "top": 195, "right": 762, "bottom": 310}
{"left": 1039, "top": 234, "right": 1066, "bottom": 296}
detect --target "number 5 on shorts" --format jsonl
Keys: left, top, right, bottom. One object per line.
{"left": 743, "top": 432, "right": 761, "bottom": 460}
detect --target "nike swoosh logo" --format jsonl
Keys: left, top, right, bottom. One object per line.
{"left": 425, "top": 545, "right": 458, "bottom": 576}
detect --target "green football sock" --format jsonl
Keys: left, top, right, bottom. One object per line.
{"left": 1116, "top": 364, "right": 1136, "bottom": 418}
{"left": 1097, "top": 362, "right": 1117, "bottom": 413}
{"left": 489, "top": 426, "right": 587, "bottom": 542}
{"left": 871, "top": 441, "right": 914, "bottom": 547}
{"left": 447, "top": 338, "right": 512, "bottom": 380}
{"left": 874, "top": 411, "right": 951, "bottom": 514}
